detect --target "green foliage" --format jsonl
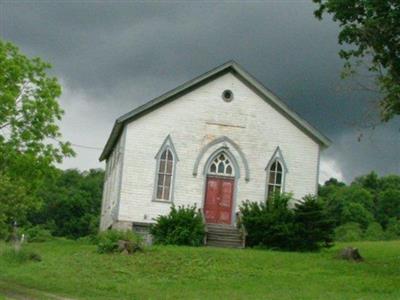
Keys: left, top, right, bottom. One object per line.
{"left": 292, "top": 195, "right": 335, "bottom": 251}
{"left": 240, "top": 193, "right": 295, "bottom": 250}
{"left": 241, "top": 194, "right": 335, "bottom": 251}
{"left": 0, "top": 39, "right": 74, "bottom": 164}
{"left": 28, "top": 168, "right": 104, "bottom": 239}
{"left": 341, "top": 202, "right": 374, "bottom": 229}
{"left": 0, "top": 39, "right": 73, "bottom": 238}
{"left": 0, "top": 174, "right": 36, "bottom": 239}
{"left": 364, "top": 222, "right": 385, "bottom": 241}
{"left": 96, "top": 230, "right": 143, "bottom": 254}
{"left": 314, "top": 1, "right": 400, "bottom": 122}
{"left": 150, "top": 205, "right": 205, "bottom": 246}
{"left": 320, "top": 184, "right": 374, "bottom": 228}
{"left": 385, "top": 218, "right": 400, "bottom": 240}
{"left": 23, "top": 226, "right": 53, "bottom": 243}
{"left": 334, "top": 222, "right": 363, "bottom": 242}
{"left": 376, "top": 189, "right": 400, "bottom": 228}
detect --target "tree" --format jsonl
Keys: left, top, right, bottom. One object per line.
{"left": 0, "top": 40, "right": 74, "bottom": 237}
{"left": 376, "top": 189, "right": 400, "bottom": 228}
{"left": 0, "top": 174, "right": 34, "bottom": 239}
{"left": 313, "top": 0, "right": 400, "bottom": 122}
{"left": 28, "top": 169, "right": 104, "bottom": 238}
{"left": 320, "top": 185, "right": 374, "bottom": 227}
{"left": 293, "top": 195, "right": 335, "bottom": 251}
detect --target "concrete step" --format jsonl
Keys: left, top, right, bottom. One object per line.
{"left": 205, "top": 223, "right": 244, "bottom": 248}
{"left": 207, "top": 232, "right": 241, "bottom": 239}
{"left": 207, "top": 236, "right": 242, "bottom": 244}
{"left": 207, "top": 240, "right": 244, "bottom": 248}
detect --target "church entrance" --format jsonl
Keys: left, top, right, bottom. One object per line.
{"left": 203, "top": 152, "right": 235, "bottom": 225}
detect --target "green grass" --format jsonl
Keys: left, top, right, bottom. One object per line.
{"left": 0, "top": 239, "right": 399, "bottom": 299}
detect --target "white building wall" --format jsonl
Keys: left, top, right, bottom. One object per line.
{"left": 99, "top": 130, "right": 125, "bottom": 230}
{"left": 116, "top": 72, "right": 320, "bottom": 225}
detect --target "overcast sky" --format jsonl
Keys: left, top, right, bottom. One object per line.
{"left": 1, "top": 1, "right": 399, "bottom": 183}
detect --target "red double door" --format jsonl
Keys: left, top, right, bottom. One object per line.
{"left": 204, "top": 176, "right": 234, "bottom": 225}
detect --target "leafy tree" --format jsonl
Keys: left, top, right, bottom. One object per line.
{"left": 341, "top": 202, "right": 374, "bottom": 229}
{"left": 376, "top": 189, "right": 400, "bottom": 228}
{"left": 0, "top": 40, "right": 74, "bottom": 236}
{"left": 379, "top": 175, "right": 400, "bottom": 191}
{"left": 292, "top": 195, "right": 335, "bottom": 251}
{"left": 318, "top": 178, "right": 346, "bottom": 198}
{"left": 29, "top": 169, "right": 104, "bottom": 238}
{"left": 320, "top": 185, "right": 374, "bottom": 227}
{"left": 314, "top": 0, "right": 400, "bottom": 122}
{"left": 0, "top": 174, "right": 33, "bottom": 239}
{"left": 0, "top": 40, "right": 74, "bottom": 166}
{"left": 353, "top": 172, "right": 380, "bottom": 192}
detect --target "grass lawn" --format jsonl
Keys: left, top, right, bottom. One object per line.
{"left": 0, "top": 239, "right": 399, "bottom": 299}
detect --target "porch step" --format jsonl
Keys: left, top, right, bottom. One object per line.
{"left": 205, "top": 223, "right": 244, "bottom": 248}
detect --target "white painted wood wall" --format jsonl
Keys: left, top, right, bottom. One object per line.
{"left": 100, "top": 72, "right": 320, "bottom": 230}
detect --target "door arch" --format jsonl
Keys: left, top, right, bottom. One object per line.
{"left": 203, "top": 150, "right": 238, "bottom": 225}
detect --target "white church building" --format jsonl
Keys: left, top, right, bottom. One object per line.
{"left": 99, "top": 61, "right": 330, "bottom": 242}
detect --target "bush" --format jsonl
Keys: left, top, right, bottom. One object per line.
{"left": 240, "top": 193, "right": 295, "bottom": 250}
{"left": 150, "top": 205, "right": 205, "bottom": 246}
{"left": 385, "top": 218, "right": 400, "bottom": 240}
{"left": 334, "top": 222, "right": 363, "bottom": 242}
{"left": 96, "top": 230, "right": 143, "bottom": 254}
{"left": 23, "top": 226, "right": 53, "bottom": 242}
{"left": 364, "top": 222, "right": 385, "bottom": 241}
{"left": 292, "top": 195, "right": 335, "bottom": 251}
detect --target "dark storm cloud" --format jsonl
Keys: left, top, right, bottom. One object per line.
{"left": 1, "top": 1, "right": 399, "bottom": 181}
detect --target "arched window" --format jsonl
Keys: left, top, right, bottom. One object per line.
{"left": 156, "top": 149, "right": 174, "bottom": 200}
{"left": 267, "top": 160, "right": 283, "bottom": 197}
{"left": 153, "top": 135, "right": 178, "bottom": 202}
{"left": 208, "top": 152, "right": 234, "bottom": 177}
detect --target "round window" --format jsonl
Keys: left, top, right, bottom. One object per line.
{"left": 222, "top": 89, "right": 233, "bottom": 102}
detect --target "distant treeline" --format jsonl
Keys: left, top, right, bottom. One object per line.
{"left": 318, "top": 172, "right": 400, "bottom": 241}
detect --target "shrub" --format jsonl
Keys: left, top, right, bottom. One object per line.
{"left": 23, "top": 226, "right": 53, "bottom": 242}
{"left": 385, "top": 218, "right": 400, "bottom": 240}
{"left": 292, "top": 195, "right": 335, "bottom": 251}
{"left": 334, "top": 222, "right": 363, "bottom": 242}
{"left": 150, "top": 205, "right": 205, "bottom": 246}
{"left": 96, "top": 230, "right": 143, "bottom": 254}
{"left": 364, "top": 222, "right": 385, "bottom": 241}
{"left": 240, "top": 193, "right": 295, "bottom": 250}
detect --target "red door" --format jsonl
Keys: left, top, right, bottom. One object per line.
{"left": 204, "top": 177, "right": 234, "bottom": 224}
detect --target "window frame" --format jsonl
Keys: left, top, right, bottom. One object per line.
{"left": 155, "top": 148, "right": 174, "bottom": 201}
{"left": 152, "top": 135, "right": 179, "bottom": 203}
{"left": 207, "top": 151, "right": 235, "bottom": 177}
{"left": 267, "top": 160, "right": 284, "bottom": 198}
{"left": 265, "top": 147, "right": 288, "bottom": 200}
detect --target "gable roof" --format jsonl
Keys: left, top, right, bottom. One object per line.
{"left": 99, "top": 60, "right": 331, "bottom": 161}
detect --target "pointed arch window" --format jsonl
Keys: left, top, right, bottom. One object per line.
{"left": 267, "top": 160, "right": 283, "bottom": 197}
{"left": 156, "top": 149, "right": 174, "bottom": 200}
{"left": 153, "top": 135, "right": 178, "bottom": 202}
{"left": 265, "top": 147, "right": 288, "bottom": 199}
{"left": 208, "top": 152, "right": 235, "bottom": 177}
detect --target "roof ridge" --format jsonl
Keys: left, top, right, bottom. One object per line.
{"left": 99, "top": 61, "right": 330, "bottom": 161}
